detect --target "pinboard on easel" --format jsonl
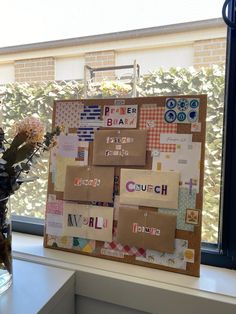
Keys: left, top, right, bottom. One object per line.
{"left": 44, "top": 95, "right": 206, "bottom": 277}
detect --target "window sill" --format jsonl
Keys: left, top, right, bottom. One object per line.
{"left": 13, "top": 232, "right": 236, "bottom": 314}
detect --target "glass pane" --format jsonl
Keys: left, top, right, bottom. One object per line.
{"left": 0, "top": 0, "right": 225, "bottom": 244}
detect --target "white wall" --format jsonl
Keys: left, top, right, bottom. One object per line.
{"left": 0, "top": 63, "right": 14, "bottom": 84}
{"left": 55, "top": 56, "right": 84, "bottom": 80}
{"left": 54, "top": 45, "right": 193, "bottom": 81}
{"left": 76, "top": 296, "right": 148, "bottom": 314}
{"left": 116, "top": 45, "right": 194, "bottom": 76}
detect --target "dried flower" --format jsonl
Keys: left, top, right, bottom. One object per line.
{"left": 14, "top": 116, "right": 45, "bottom": 144}
{"left": 0, "top": 117, "right": 61, "bottom": 274}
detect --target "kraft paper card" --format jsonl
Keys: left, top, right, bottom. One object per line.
{"left": 117, "top": 208, "right": 176, "bottom": 253}
{"left": 63, "top": 203, "right": 113, "bottom": 242}
{"left": 120, "top": 169, "right": 179, "bottom": 209}
{"left": 64, "top": 166, "right": 114, "bottom": 202}
{"left": 92, "top": 129, "right": 147, "bottom": 166}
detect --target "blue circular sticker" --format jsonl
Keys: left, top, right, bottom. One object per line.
{"left": 166, "top": 98, "right": 177, "bottom": 109}
{"left": 190, "top": 99, "right": 199, "bottom": 109}
{"left": 177, "top": 112, "right": 186, "bottom": 122}
{"left": 165, "top": 110, "right": 177, "bottom": 123}
{"left": 188, "top": 110, "right": 198, "bottom": 122}
{"left": 177, "top": 98, "right": 189, "bottom": 111}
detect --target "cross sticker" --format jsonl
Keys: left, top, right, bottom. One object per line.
{"left": 185, "top": 178, "right": 197, "bottom": 194}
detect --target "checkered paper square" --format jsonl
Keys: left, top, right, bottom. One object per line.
{"left": 103, "top": 241, "right": 146, "bottom": 257}
{"left": 139, "top": 107, "right": 177, "bottom": 151}
{"left": 103, "top": 227, "right": 146, "bottom": 257}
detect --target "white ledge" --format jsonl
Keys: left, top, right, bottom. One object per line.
{"left": 12, "top": 232, "right": 236, "bottom": 314}
{"left": 0, "top": 259, "right": 75, "bottom": 314}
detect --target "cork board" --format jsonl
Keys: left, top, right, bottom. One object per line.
{"left": 44, "top": 96, "right": 207, "bottom": 277}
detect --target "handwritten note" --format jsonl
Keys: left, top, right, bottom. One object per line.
{"left": 160, "top": 133, "right": 192, "bottom": 145}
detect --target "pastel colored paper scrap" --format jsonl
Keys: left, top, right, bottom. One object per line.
{"left": 114, "top": 99, "right": 125, "bottom": 106}
{"left": 101, "top": 248, "right": 125, "bottom": 258}
{"left": 57, "top": 236, "right": 73, "bottom": 248}
{"left": 185, "top": 209, "right": 200, "bottom": 225}
{"left": 47, "top": 235, "right": 58, "bottom": 247}
{"left": 120, "top": 169, "right": 180, "bottom": 209}
{"left": 151, "top": 149, "right": 160, "bottom": 157}
{"left": 159, "top": 188, "right": 196, "bottom": 232}
{"left": 50, "top": 145, "right": 58, "bottom": 174}
{"left": 47, "top": 235, "right": 73, "bottom": 249}
{"left": 184, "top": 249, "right": 195, "bottom": 263}
{"left": 46, "top": 200, "right": 63, "bottom": 215}
{"left": 63, "top": 203, "right": 113, "bottom": 242}
{"left": 160, "top": 133, "right": 192, "bottom": 145}
{"left": 58, "top": 134, "right": 79, "bottom": 158}
{"left": 136, "top": 239, "right": 188, "bottom": 270}
{"left": 81, "top": 242, "right": 96, "bottom": 253}
{"left": 191, "top": 122, "right": 201, "bottom": 132}
{"left": 139, "top": 107, "right": 177, "bottom": 151}
{"left": 103, "top": 104, "right": 138, "bottom": 128}
{"left": 48, "top": 194, "right": 56, "bottom": 202}
{"left": 46, "top": 213, "right": 63, "bottom": 236}
{"left": 152, "top": 142, "right": 201, "bottom": 193}
{"left": 72, "top": 237, "right": 96, "bottom": 253}
{"left": 54, "top": 156, "right": 81, "bottom": 192}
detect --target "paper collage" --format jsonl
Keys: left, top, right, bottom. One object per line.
{"left": 44, "top": 96, "right": 206, "bottom": 277}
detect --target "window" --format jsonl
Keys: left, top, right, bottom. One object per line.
{"left": 201, "top": 0, "right": 236, "bottom": 268}
{"left": 0, "top": 0, "right": 235, "bottom": 268}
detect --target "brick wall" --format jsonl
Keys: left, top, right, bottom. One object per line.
{"left": 193, "top": 38, "right": 226, "bottom": 69}
{"left": 85, "top": 50, "right": 116, "bottom": 81}
{"left": 15, "top": 57, "right": 55, "bottom": 82}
